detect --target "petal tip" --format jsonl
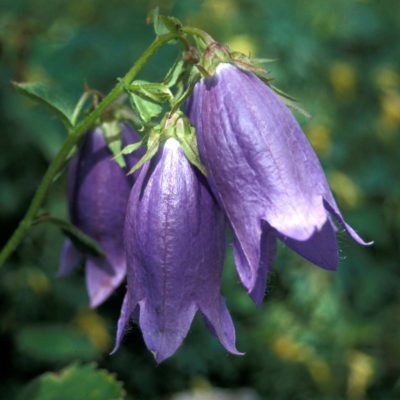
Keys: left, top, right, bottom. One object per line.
{"left": 323, "top": 199, "right": 373, "bottom": 247}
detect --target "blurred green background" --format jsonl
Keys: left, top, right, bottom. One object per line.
{"left": 0, "top": 0, "right": 399, "bottom": 399}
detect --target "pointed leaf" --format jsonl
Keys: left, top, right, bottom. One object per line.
{"left": 158, "top": 15, "right": 183, "bottom": 33}
{"left": 34, "top": 215, "right": 105, "bottom": 258}
{"left": 18, "top": 363, "right": 125, "bottom": 400}
{"left": 13, "top": 81, "right": 76, "bottom": 127}
{"left": 152, "top": 9, "right": 182, "bottom": 36}
{"left": 129, "top": 92, "right": 163, "bottom": 124}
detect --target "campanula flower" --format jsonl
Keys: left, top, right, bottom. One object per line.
{"left": 59, "top": 123, "right": 143, "bottom": 307}
{"left": 113, "top": 138, "right": 240, "bottom": 363}
{"left": 186, "top": 63, "right": 371, "bottom": 305}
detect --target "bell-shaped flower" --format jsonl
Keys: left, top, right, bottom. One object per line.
{"left": 113, "top": 138, "right": 240, "bottom": 363}
{"left": 186, "top": 63, "right": 371, "bottom": 305}
{"left": 59, "top": 123, "right": 143, "bottom": 308}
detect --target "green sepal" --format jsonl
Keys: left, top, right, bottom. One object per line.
{"left": 271, "top": 85, "right": 311, "bottom": 118}
{"left": 18, "top": 363, "right": 125, "bottom": 400}
{"left": 163, "top": 58, "right": 185, "bottom": 88}
{"left": 101, "top": 121, "right": 126, "bottom": 168}
{"left": 129, "top": 81, "right": 173, "bottom": 103}
{"left": 127, "top": 132, "right": 160, "bottom": 175}
{"left": 174, "top": 115, "right": 206, "bottom": 175}
{"left": 13, "top": 81, "right": 76, "bottom": 127}
{"left": 33, "top": 214, "right": 105, "bottom": 258}
{"left": 112, "top": 140, "right": 144, "bottom": 163}
{"left": 170, "top": 70, "right": 200, "bottom": 114}
{"left": 121, "top": 141, "right": 144, "bottom": 155}
{"left": 270, "top": 85, "right": 298, "bottom": 102}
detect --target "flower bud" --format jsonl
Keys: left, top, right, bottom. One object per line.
{"left": 59, "top": 123, "right": 143, "bottom": 308}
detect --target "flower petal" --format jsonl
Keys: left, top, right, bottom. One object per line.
{"left": 85, "top": 255, "right": 125, "bottom": 308}
{"left": 279, "top": 217, "right": 339, "bottom": 270}
{"left": 58, "top": 239, "right": 82, "bottom": 277}
{"left": 249, "top": 223, "right": 278, "bottom": 305}
{"left": 323, "top": 199, "right": 373, "bottom": 246}
{"left": 200, "top": 297, "right": 243, "bottom": 356}
{"left": 111, "top": 293, "right": 138, "bottom": 354}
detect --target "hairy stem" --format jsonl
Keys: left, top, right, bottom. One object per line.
{"left": 0, "top": 32, "right": 180, "bottom": 267}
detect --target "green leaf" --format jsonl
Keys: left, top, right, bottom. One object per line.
{"left": 13, "top": 81, "right": 76, "bottom": 127}
{"left": 158, "top": 15, "right": 183, "bottom": 34}
{"left": 15, "top": 324, "right": 99, "bottom": 364}
{"left": 102, "top": 121, "right": 126, "bottom": 168}
{"left": 34, "top": 215, "right": 105, "bottom": 258}
{"left": 18, "top": 363, "right": 125, "bottom": 400}
{"left": 129, "top": 92, "right": 164, "bottom": 124}
{"left": 152, "top": 8, "right": 182, "bottom": 36}
{"left": 122, "top": 79, "right": 170, "bottom": 125}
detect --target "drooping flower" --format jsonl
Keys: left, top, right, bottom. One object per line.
{"left": 59, "top": 123, "right": 143, "bottom": 308}
{"left": 113, "top": 138, "right": 240, "bottom": 363}
{"left": 186, "top": 63, "right": 371, "bottom": 305}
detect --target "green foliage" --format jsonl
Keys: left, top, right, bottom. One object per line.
{"left": 127, "top": 90, "right": 164, "bottom": 125}
{"left": 13, "top": 82, "right": 76, "bottom": 127}
{"left": 18, "top": 363, "right": 125, "bottom": 400}
{"left": 152, "top": 8, "right": 183, "bottom": 36}
{"left": 16, "top": 324, "right": 100, "bottom": 364}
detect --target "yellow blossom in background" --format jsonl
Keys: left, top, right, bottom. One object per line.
{"left": 74, "top": 310, "right": 110, "bottom": 351}
{"left": 329, "top": 171, "right": 362, "bottom": 209}
{"left": 380, "top": 90, "right": 400, "bottom": 129}
{"left": 188, "top": 0, "right": 238, "bottom": 27}
{"left": 329, "top": 62, "right": 358, "bottom": 99}
{"left": 226, "top": 34, "right": 257, "bottom": 56}
{"left": 306, "top": 124, "right": 332, "bottom": 156}
{"left": 373, "top": 65, "right": 399, "bottom": 90}
{"left": 272, "top": 335, "right": 333, "bottom": 391}
{"left": 26, "top": 268, "right": 50, "bottom": 295}
{"left": 347, "top": 350, "right": 375, "bottom": 400}
{"left": 374, "top": 65, "right": 400, "bottom": 142}
{"left": 203, "top": 0, "right": 237, "bottom": 20}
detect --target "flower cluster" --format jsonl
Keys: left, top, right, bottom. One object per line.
{"left": 61, "top": 63, "right": 370, "bottom": 362}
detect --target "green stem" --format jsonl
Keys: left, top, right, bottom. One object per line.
{"left": 181, "top": 26, "right": 215, "bottom": 46}
{"left": 0, "top": 32, "right": 180, "bottom": 267}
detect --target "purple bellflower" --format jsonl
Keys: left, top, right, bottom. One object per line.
{"left": 186, "top": 63, "right": 371, "bottom": 305}
{"left": 59, "top": 123, "right": 143, "bottom": 308}
{"left": 113, "top": 138, "right": 240, "bottom": 363}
